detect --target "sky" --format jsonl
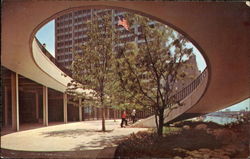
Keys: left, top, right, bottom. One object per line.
{"left": 36, "top": 20, "right": 55, "bottom": 57}
{"left": 220, "top": 98, "right": 250, "bottom": 112}
{"left": 35, "top": 19, "right": 248, "bottom": 112}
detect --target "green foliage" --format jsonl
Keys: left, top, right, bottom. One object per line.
{"left": 66, "top": 10, "right": 119, "bottom": 131}
{"left": 66, "top": 10, "right": 196, "bottom": 134}
{"left": 163, "top": 126, "right": 181, "bottom": 135}
{"left": 67, "top": 11, "right": 117, "bottom": 106}
{"left": 113, "top": 13, "right": 195, "bottom": 136}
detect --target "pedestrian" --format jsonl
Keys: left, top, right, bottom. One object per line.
{"left": 121, "top": 111, "right": 127, "bottom": 128}
{"left": 131, "top": 109, "right": 136, "bottom": 124}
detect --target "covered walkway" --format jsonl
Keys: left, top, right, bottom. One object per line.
{"left": 2, "top": 1, "right": 249, "bottom": 124}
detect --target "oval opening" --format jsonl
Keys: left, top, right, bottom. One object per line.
{"left": 35, "top": 8, "right": 207, "bottom": 73}
{"left": 34, "top": 7, "right": 209, "bottom": 122}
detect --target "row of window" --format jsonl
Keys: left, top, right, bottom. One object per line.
{"left": 56, "top": 16, "right": 91, "bottom": 28}
{"left": 95, "top": 10, "right": 112, "bottom": 16}
{"left": 56, "top": 10, "right": 126, "bottom": 28}
{"left": 73, "top": 47, "right": 83, "bottom": 52}
{"left": 56, "top": 19, "right": 73, "bottom": 27}
{"left": 74, "top": 23, "right": 88, "bottom": 30}
{"left": 56, "top": 13, "right": 73, "bottom": 21}
{"left": 57, "top": 41, "right": 72, "bottom": 47}
{"left": 57, "top": 54, "right": 73, "bottom": 60}
{"left": 74, "top": 38, "right": 90, "bottom": 44}
{"left": 56, "top": 30, "right": 141, "bottom": 45}
{"left": 74, "top": 16, "right": 91, "bottom": 23}
{"left": 57, "top": 34, "right": 72, "bottom": 41}
{"left": 74, "top": 31, "right": 87, "bottom": 37}
{"left": 74, "top": 10, "right": 91, "bottom": 16}
{"left": 57, "top": 27, "right": 72, "bottom": 34}
{"left": 63, "top": 9, "right": 120, "bottom": 18}
{"left": 56, "top": 35, "right": 143, "bottom": 50}
{"left": 57, "top": 47, "right": 72, "bottom": 54}
{"left": 56, "top": 26, "right": 141, "bottom": 38}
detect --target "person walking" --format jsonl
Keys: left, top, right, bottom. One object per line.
{"left": 121, "top": 111, "right": 127, "bottom": 128}
{"left": 131, "top": 109, "right": 136, "bottom": 124}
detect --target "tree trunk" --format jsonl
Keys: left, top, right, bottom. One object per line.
{"left": 154, "top": 109, "right": 159, "bottom": 130}
{"left": 114, "top": 109, "right": 116, "bottom": 122}
{"left": 157, "top": 108, "right": 164, "bottom": 136}
{"left": 102, "top": 107, "right": 106, "bottom": 131}
{"left": 101, "top": 94, "right": 106, "bottom": 132}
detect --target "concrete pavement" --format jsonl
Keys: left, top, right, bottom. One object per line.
{"left": 1, "top": 120, "right": 148, "bottom": 158}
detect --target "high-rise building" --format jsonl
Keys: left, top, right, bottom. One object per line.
{"left": 55, "top": 9, "right": 140, "bottom": 68}
{"left": 172, "top": 54, "right": 201, "bottom": 93}
{"left": 55, "top": 9, "right": 200, "bottom": 89}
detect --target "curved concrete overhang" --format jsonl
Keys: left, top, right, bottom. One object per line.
{"left": 2, "top": 1, "right": 249, "bottom": 114}
{"left": 32, "top": 39, "right": 72, "bottom": 92}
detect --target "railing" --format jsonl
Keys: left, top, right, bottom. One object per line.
{"left": 35, "top": 37, "right": 72, "bottom": 77}
{"left": 137, "top": 68, "right": 208, "bottom": 119}
{"left": 173, "top": 68, "right": 208, "bottom": 103}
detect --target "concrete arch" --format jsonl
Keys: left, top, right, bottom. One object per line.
{"left": 32, "top": 4, "right": 209, "bottom": 69}
{"left": 31, "top": 4, "right": 209, "bottom": 94}
{"left": 2, "top": 1, "right": 249, "bottom": 117}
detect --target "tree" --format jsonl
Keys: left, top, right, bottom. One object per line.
{"left": 113, "top": 14, "right": 195, "bottom": 136}
{"left": 67, "top": 10, "right": 117, "bottom": 132}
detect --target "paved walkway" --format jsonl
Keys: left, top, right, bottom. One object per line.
{"left": 1, "top": 120, "right": 147, "bottom": 158}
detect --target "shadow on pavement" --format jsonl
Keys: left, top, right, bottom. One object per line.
{"left": 41, "top": 129, "right": 114, "bottom": 138}
{"left": 73, "top": 134, "right": 127, "bottom": 151}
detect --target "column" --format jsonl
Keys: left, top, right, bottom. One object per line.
{"left": 94, "top": 107, "right": 97, "bottom": 120}
{"left": 35, "top": 92, "right": 39, "bottom": 121}
{"left": 114, "top": 109, "right": 117, "bottom": 120}
{"left": 4, "top": 86, "right": 8, "bottom": 126}
{"left": 79, "top": 98, "right": 82, "bottom": 121}
{"left": 43, "top": 86, "right": 48, "bottom": 126}
{"left": 113, "top": 109, "right": 116, "bottom": 121}
{"left": 107, "top": 108, "right": 110, "bottom": 119}
{"left": 63, "top": 93, "right": 68, "bottom": 123}
{"left": 11, "top": 72, "right": 19, "bottom": 131}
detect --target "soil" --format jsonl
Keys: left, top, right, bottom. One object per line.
{"left": 114, "top": 121, "right": 250, "bottom": 159}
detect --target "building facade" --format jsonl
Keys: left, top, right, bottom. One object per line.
{"left": 55, "top": 9, "right": 200, "bottom": 88}
{"left": 55, "top": 9, "right": 134, "bottom": 68}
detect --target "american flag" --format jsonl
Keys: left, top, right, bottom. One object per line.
{"left": 118, "top": 16, "right": 129, "bottom": 31}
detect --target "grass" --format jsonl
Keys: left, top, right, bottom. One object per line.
{"left": 148, "top": 126, "right": 181, "bottom": 135}
{"left": 163, "top": 126, "right": 181, "bottom": 135}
